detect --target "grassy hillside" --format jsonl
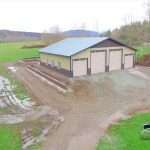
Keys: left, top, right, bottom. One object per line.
{"left": 0, "top": 41, "right": 40, "bottom": 62}
{"left": 136, "top": 46, "right": 150, "bottom": 58}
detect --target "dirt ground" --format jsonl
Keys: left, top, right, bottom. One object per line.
{"left": 10, "top": 64, "right": 150, "bottom": 150}
{"left": 137, "top": 54, "right": 150, "bottom": 67}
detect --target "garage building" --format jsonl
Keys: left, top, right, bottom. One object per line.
{"left": 40, "top": 37, "right": 136, "bottom": 77}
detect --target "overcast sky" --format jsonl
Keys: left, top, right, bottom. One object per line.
{"left": 0, "top": 0, "right": 147, "bottom": 32}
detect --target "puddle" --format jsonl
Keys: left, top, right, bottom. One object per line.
{"left": 8, "top": 66, "right": 17, "bottom": 72}
{"left": 0, "top": 76, "right": 34, "bottom": 110}
{"left": 0, "top": 76, "right": 8, "bottom": 91}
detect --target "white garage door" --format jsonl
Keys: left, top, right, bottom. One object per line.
{"left": 124, "top": 55, "right": 134, "bottom": 69}
{"left": 91, "top": 51, "right": 106, "bottom": 74}
{"left": 73, "top": 59, "right": 87, "bottom": 77}
{"left": 109, "top": 50, "right": 122, "bottom": 71}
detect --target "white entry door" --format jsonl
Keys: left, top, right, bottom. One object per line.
{"left": 109, "top": 50, "right": 122, "bottom": 71}
{"left": 73, "top": 59, "right": 87, "bottom": 77}
{"left": 124, "top": 54, "right": 134, "bottom": 69}
{"left": 91, "top": 51, "right": 106, "bottom": 74}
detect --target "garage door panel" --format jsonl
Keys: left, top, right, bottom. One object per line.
{"left": 109, "top": 50, "right": 122, "bottom": 71}
{"left": 124, "top": 55, "right": 134, "bottom": 69}
{"left": 91, "top": 51, "right": 106, "bottom": 74}
{"left": 73, "top": 59, "right": 87, "bottom": 77}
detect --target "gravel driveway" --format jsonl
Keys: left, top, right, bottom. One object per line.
{"left": 12, "top": 65, "right": 150, "bottom": 150}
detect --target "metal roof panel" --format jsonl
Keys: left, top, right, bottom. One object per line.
{"left": 40, "top": 37, "right": 109, "bottom": 56}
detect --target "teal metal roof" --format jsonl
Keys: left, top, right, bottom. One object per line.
{"left": 40, "top": 37, "right": 108, "bottom": 56}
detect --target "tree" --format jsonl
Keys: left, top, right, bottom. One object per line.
{"left": 80, "top": 22, "right": 86, "bottom": 30}
{"left": 41, "top": 30, "right": 50, "bottom": 45}
{"left": 101, "top": 30, "right": 111, "bottom": 37}
{"left": 41, "top": 26, "right": 66, "bottom": 45}
{"left": 49, "top": 25, "right": 61, "bottom": 33}
{"left": 146, "top": 0, "right": 150, "bottom": 22}
{"left": 123, "top": 15, "right": 134, "bottom": 25}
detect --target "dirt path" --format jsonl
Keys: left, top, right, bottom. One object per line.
{"left": 12, "top": 65, "right": 150, "bottom": 150}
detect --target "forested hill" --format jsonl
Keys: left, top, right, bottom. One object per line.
{"left": 106, "top": 21, "right": 150, "bottom": 46}
{"left": 0, "top": 29, "right": 100, "bottom": 42}
{"left": 0, "top": 30, "right": 42, "bottom": 42}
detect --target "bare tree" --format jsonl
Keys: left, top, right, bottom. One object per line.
{"left": 95, "top": 21, "right": 99, "bottom": 33}
{"left": 49, "top": 25, "right": 61, "bottom": 33}
{"left": 146, "top": 0, "right": 150, "bottom": 22}
{"left": 123, "top": 15, "right": 134, "bottom": 25}
{"left": 80, "top": 22, "right": 86, "bottom": 30}
{"left": 41, "top": 26, "right": 66, "bottom": 45}
{"left": 41, "top": 30, "right": 50, "bottom": 45}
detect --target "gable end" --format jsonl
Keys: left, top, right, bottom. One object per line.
{"left": 90, "top": 38, "right": 136, "bottom": 51}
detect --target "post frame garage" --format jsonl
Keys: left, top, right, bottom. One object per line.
{"left": 40, "top": 37, "right": 136, "bottom": 77}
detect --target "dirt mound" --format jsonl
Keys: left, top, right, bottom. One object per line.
{"left": 137, "top": 54, "right": 150, "bottom": 66}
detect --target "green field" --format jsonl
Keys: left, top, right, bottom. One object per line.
{"left": 96, "top": 113, "right": 150, "bottom": 150}
{"left": 0, "top": 41, "right": 40, "bottom": 62}
{"left": 0, "top": 41, "right": 149, "bottom": 62}
{"left": 0, "top": 125, "right": 22, "bottom": 150}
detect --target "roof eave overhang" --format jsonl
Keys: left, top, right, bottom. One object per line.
{"left": 39, "top": 51, "right": 70, "bottom": 57}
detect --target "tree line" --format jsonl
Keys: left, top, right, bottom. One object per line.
{"left": 105, "top": 21, "right": 150, "bottom": 46}
{"left": 104, "top": 0, "right": 150, "bottom": 46}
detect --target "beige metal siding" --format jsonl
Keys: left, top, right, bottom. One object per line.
{"left": 40, "top": 44, "right": 135, "bottom": 76}
{"left": 91, "top": 47, "right": 135, "bottom": 71}
{"left": 72, "top": 46, "right": 135, "bottom": 73}
{"left": 40, "top": 53, "right": 48, "bottom": 63}
{"left": 91, "top": 51, "right": 106, "bottom": 74}
{"left": 40, "top": 53, "right": 70, "bottom": 70}
{"left": 123, "top": 48, "right": 135, "bottom": 64}
{"left": 71, "top": 49, "right": 91, "bottom": 70}
{"left": 73, "top": 59, "right": 87, "bottom": 77}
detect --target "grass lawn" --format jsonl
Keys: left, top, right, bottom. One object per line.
{"left": 0, "top": 125, "right": 22, "bottom": 150}
{"left": 96, "top": 113, "right": 150, "bottom": 150}
{"left": 0, "top": 41, "right": 39, "bottom": 62}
